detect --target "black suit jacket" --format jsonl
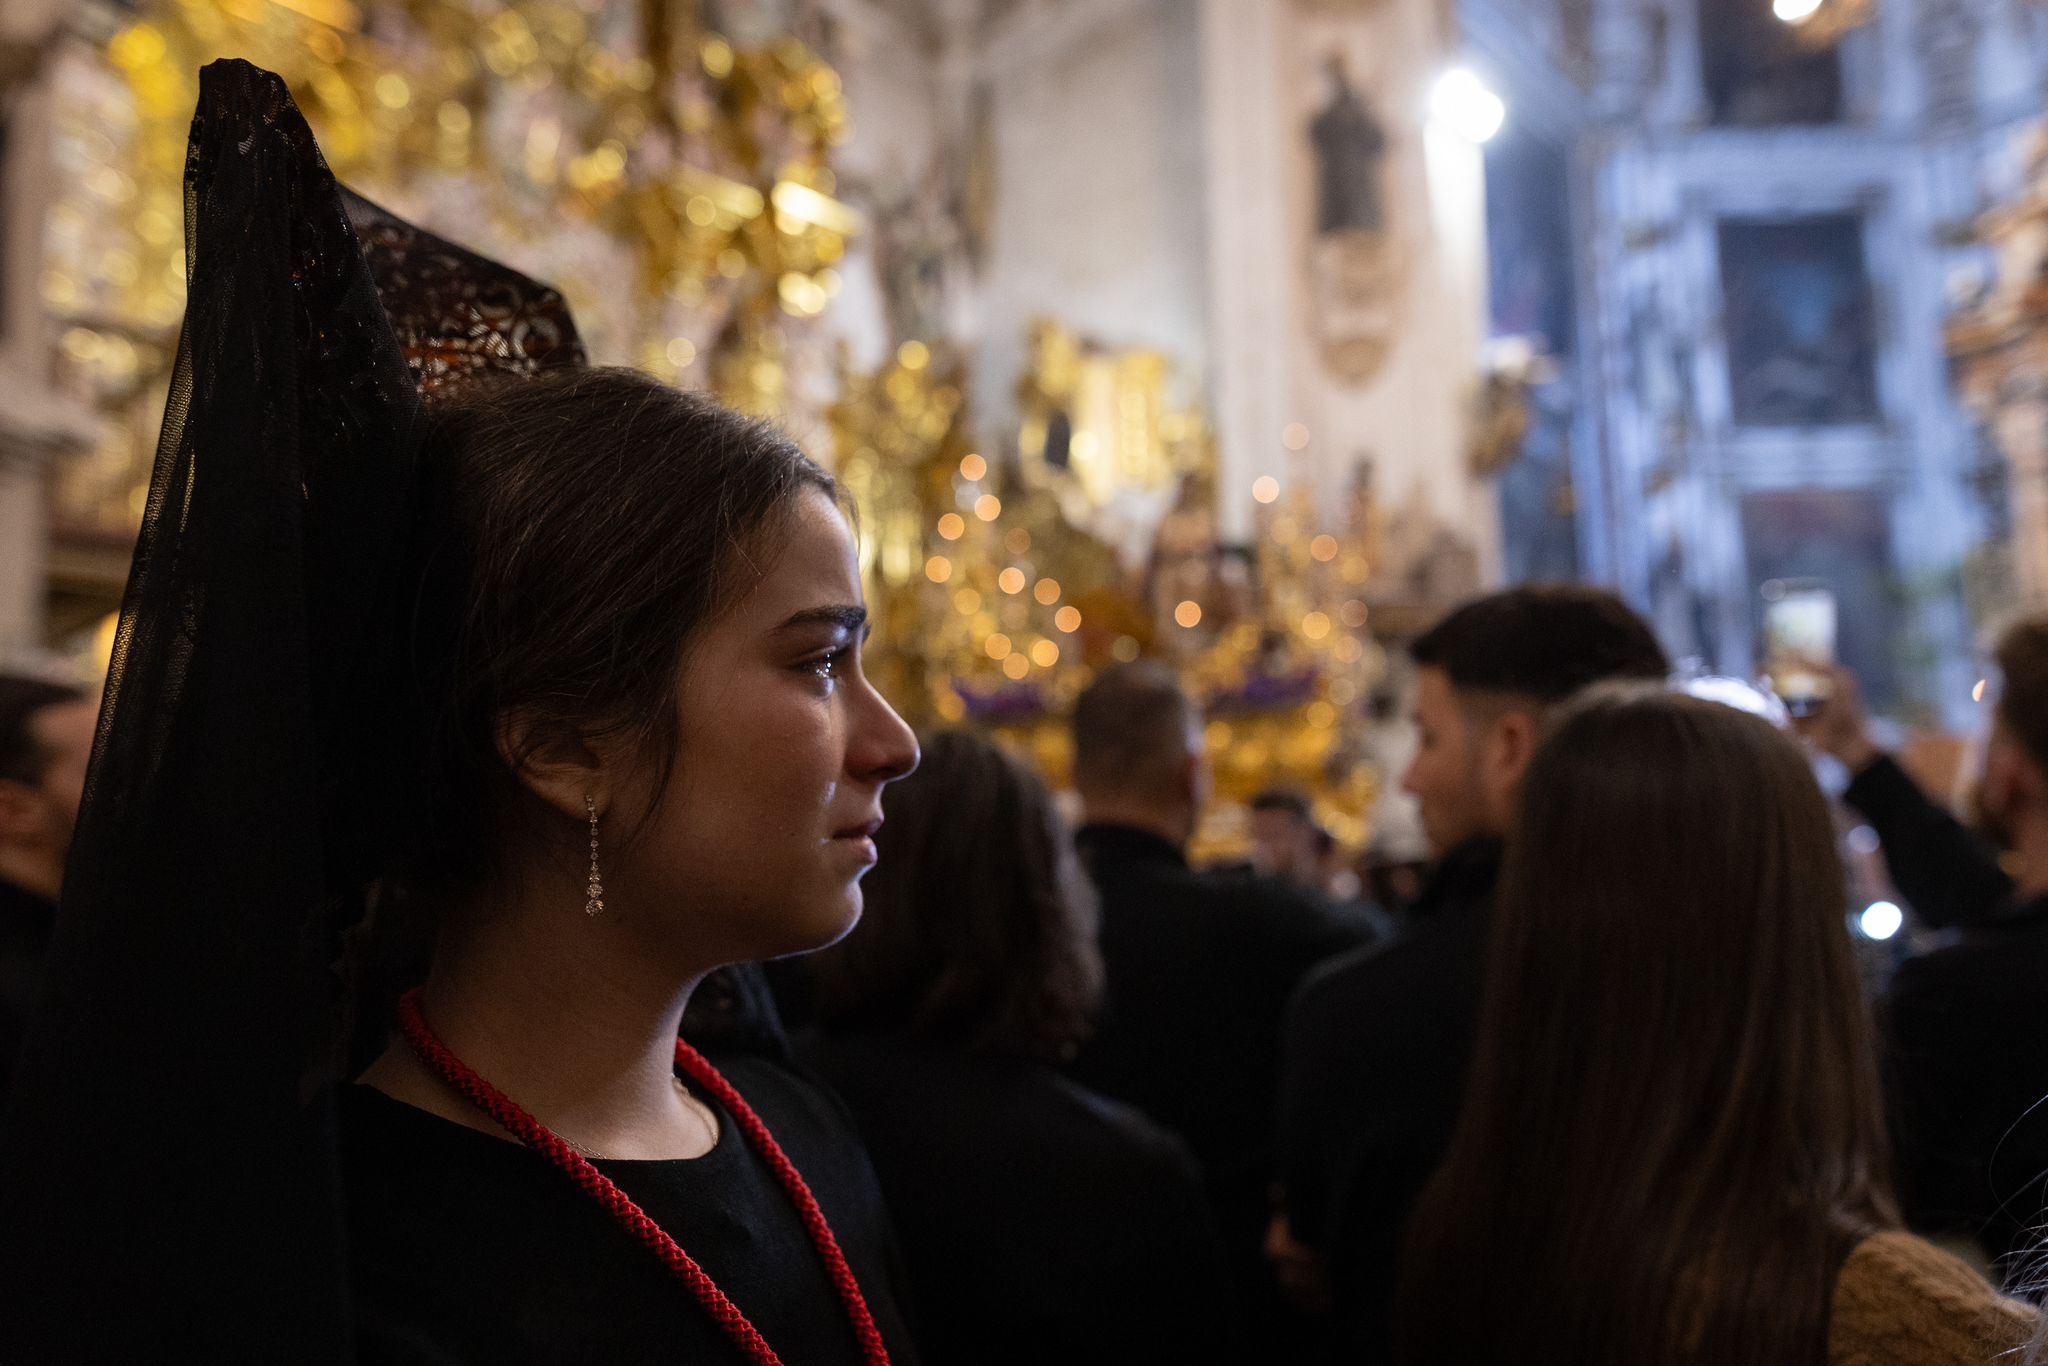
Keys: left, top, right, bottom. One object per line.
{"left": 1882, "top": 902, "right": 2048, "bottom": 1275}
{"left": 1067, "top": 824, "right": 1365, "bottom": 1250}
{"left": 1843, "top": 755, "right": 2012, "bottom": 931}
{"left": 1275, "top": 837, "right": 1501, "bottom": 1363}
{"left": 1843, "top": 754, "right": 2048, "bottom": 1277}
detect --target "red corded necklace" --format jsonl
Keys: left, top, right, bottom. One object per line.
{"left": 395, "top": 988, "right": 891, "bottom": 1366}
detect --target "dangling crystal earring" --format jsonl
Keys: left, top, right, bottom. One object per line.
{"left": 584, "top": 795, "right": 605, "bottom": 916}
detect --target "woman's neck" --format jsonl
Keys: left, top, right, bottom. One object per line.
{"left": 359, "top": 900, "right": 721, "bottom": 1160}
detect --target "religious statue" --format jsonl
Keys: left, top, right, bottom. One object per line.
{"left": 1310, "top": 55, "right": 1389, "bottom": 237}
{"left": 1302, "top": 51, "right": 1405, "bottom": 387}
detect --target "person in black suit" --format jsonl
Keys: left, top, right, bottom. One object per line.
{"left": 0, "top": 674, "right": 96, "bottom": 1110}
{"left": 1272, "top": 586, "right": 1669, "bottom": 1360}
{"left": 1062, "top": 661, "right": 1366, "bottom": 1329}
{"left": 797, "top": 729, "right": 1236, "bottom": 1363}
{"left": 1802, "top": 621, "right": 2048, "bottom": 1280}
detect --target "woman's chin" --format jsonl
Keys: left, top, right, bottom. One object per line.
{"left": 766, "top": 891, "right": 864, "bottom": 959}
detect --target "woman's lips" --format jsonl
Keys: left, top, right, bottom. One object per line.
{"left": 832, "top": 817, "right": 882, "bottom": 865}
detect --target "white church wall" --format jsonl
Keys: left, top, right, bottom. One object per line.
{"left": 970, "top": 0, "right": 1211, "bottom": 451}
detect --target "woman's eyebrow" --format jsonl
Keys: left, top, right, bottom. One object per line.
{"left": 777, "top": 605, "right": 870, "bottom": 638}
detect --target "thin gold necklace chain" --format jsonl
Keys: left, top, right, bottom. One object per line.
{"left": 556, "top": 1073, "right": 717, "bottom": 1160}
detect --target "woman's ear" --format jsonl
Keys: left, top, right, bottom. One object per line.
{"left": 495, "top": 709, "right": 607, "bottom": 822}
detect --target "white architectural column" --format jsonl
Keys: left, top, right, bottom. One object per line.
{"left": 1199, "top": 0, "right": 1293, "bottom": 543}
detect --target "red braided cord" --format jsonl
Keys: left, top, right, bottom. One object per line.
{"left": 395, "top": 989, "right": 890, "bottom": 1366}
{"left": 671, "top": 1036, "right": 893, "bottom": 1366}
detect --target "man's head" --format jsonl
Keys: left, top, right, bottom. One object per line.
{"left": 1071, "top": 661, "right": 1208, "bottom": 848}
{"left": 1976, "top": 616, "right": 2048, "bottom": 854}
{"left": 0, "top": 676, "right": 97, "bottom": 901}
{"left": 1402, "top": 585, "right": 1669, "bottom": 855}
{"left": 1250, "top": 787, "right": 1323, "bottom": 888}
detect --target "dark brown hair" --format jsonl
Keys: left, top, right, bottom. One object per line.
{"left": 393, "top": 366, "right": 836, "bottom": 897}
{"left": 803, "top": 729, "right": 1102, "bottom": 1062}
{"left": 1070, "top": 660, "right": 1200, "bottom": 796}
{"left": 1395, "top": 688, "right": 1895, "bottom": 1365}
{"left": 1410, "top": 584, "right": 1670, "bottom": 704}
{"left": 1996, "top": 615, "right": 2048, "bottom": 774}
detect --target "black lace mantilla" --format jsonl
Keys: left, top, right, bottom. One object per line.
{"left": 0, "top": 59, "right": 588, "bottom": 1359}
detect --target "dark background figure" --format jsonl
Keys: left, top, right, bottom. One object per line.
{"left": 797, "top": 729, "right": 1237, "bottom": 1364}
{"left": 1396, "top": 689, "right": 2031, "bottom": 1365}
{"left": 1248, "top": 787, "right": 1326, "bottom": 890}
{"left": 1063, "top": 661, "right": 1366, "bottom": 1338}
{"left": 1274, "top": 585, "right": 1669, "bottom": 1361}
{"left": 1249, "top": 787, "right": 1394, "bottom": 944}
{"left": 1802, "top": 623, "right": 2048, "bottom": 1282}
{"left": 0, "top": 674, "right": 94, "bottom": 1110}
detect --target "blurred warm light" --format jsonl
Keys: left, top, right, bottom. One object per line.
{"left": 1774, "top": 0, "right": 1823, "bottom": 22}
{"left": 1055, "top": 606, "right": 1082, "bottom": 633}
{"left": 1003, "top": 653, "right": 1031, "bottom": 680}
{"left": 1302, "top": 611, "right": 1331, "bottom": 640}
{"left": 1430, "top": 68, "right": 1505, "bottom": 143}
{"left": 1005, "top": 528, "right": 1032, "bottom": 555}
{"left": 925, "top": 555, "right": 953, "bottom": 584}
{"left": 1030, "top": 639, "right": 1060, "bottom": 668}
{"left": 998, "top": 567, "right": 1027, "bottom": 594}
{"left": 897, "top": 340, "right": 930, "bottom": 369}
{"left": 974, "top": 494, "right": 1002, "bottom": 521}
{"left": 1033, "top": 577, "right": 1061, "bottom": 605}
{"left": 1252, "top": 476, "right": 1280, "bottom": 504}
{"left": 1340, "top": 598, "right": 1369, "bottom": 628}
{"left": 1112, "top": 636, "right": 1141, "bottom": 662}
{"left": 1310, "top": 535, "right": 1339, "bottom": 562}
{"left": 1973, "top": 678, "right": 1988, "bottom": 703}
{"left": 953, "top": 588, "right": 982, "bottom": 614}
{"left": 1858, "top": 901, "right": 1903, "bottom": 940}
{"left": 1281, "top": 422, "right": 1310, "bottom": 451}
{"left": 1174, "top": 600, "right": 1203, "bottom": 628}
{"left": 985, "top": 633, "right": 1013, "bottom": 660}
{"left": 665, "top": 337, "right": 697, "bottom": 368}
{"left": 937, "top": 513, "right": 965, "bottom": 541}
{"left": 960, "top": 453, "right": 988, "bottom": 480}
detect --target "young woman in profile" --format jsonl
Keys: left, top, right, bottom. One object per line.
{"left": 796, "top": 729, "right": 1238, "bottom": 1363}
{"left": 338, "top": 367, "right": 921, "bottom": 1363}
{"left": 0, "top": 63, "right": 920, "bottom": 1365}
{"left": 1394, "top": 688, "right": 2034, "bottom": 1366}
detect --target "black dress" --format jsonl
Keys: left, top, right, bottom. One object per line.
{"left": 797, "top": 1031, "right": 1239, "bottom": 1364}
{"left": 0, "top": 877, "right": 56, "bottom": 1111}
{"left": 343, "top": 1053, "right": 918, "bottom": 1365}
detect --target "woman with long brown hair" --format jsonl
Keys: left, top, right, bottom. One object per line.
{"left": 1394, "top": 688, "right": 2032, "bottom": 1365}
{"left": 796, "top": 730, "right": 1236, "bottom": 1363}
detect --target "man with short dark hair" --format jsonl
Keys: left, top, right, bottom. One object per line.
{"left": 1273, "top": 585, "right": 1668, "bottom": 1360}
{"left": 1806, "top": 616, "right": 2048, "bottom": 1276}
{"left": 1067, "top": 661, "right": 1365, "bottom": 1329}
{"left": 0, "top": 675, "right": 96, "bottom": 1105}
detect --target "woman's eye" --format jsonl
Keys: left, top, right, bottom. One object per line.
{"left": 808, "top": 647, "right": 851, "bottom": 681}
